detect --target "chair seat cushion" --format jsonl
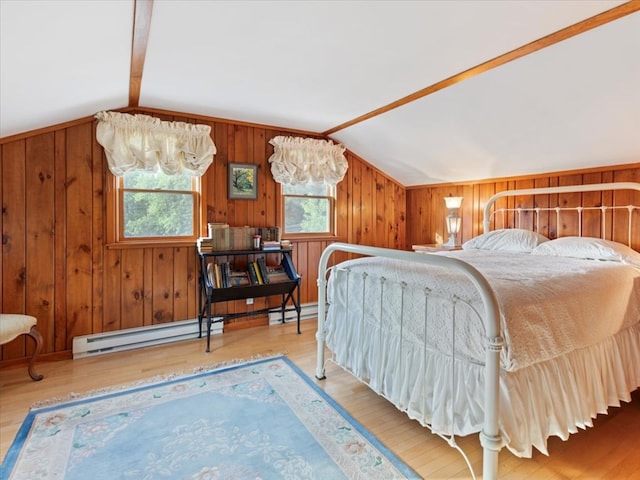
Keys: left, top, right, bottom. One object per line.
{"left": 0, "top": 314, "right": 38, "bottom": 344}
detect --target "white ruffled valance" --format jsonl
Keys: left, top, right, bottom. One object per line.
{"left": 268, "top": 136, "right": 348, "bottom": 186}
{"left": 95, "top": 111, "right": 216, "bottom": 177}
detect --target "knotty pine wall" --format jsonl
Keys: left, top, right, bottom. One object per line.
{"left": 0, "top": 109, "right": 406, "bottom": 363}
{"left": 407, "top": 164, "right": 640, "bottom": 251}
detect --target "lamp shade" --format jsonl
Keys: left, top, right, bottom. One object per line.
{"left": 444, "top": 196, "right": 463, "bottom": 210}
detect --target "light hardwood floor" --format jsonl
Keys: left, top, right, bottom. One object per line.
{"left": 1, "top": 319, "right": 639, "bottom": 479}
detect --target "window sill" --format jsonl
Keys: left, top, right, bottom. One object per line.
{"left": 284, "top": 234, "right": 345, "bottom": 243}
{"left": 106, "top": 239, "right": 198, "bottom": 250}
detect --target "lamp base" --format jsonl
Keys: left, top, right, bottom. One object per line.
{"left": 443, "top": 235, "right": 458, "bottom": 247}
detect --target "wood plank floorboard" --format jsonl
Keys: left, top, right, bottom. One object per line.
{"left": 1, "top": 319, "right": 639, "bottom": 479}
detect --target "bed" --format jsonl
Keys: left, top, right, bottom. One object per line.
{"left": 315, "top": 182, "right": 640, "bottom": 480}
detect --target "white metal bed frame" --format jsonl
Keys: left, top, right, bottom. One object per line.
{"left": 483, "top": 181, "right": 640, "bottom": 247}
{"left": 315, "top": 182, "right": 640, "bottom": 480}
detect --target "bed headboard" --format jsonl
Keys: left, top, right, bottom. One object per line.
{"left": 482, "top": 182, "right": 640, "bottom": 251}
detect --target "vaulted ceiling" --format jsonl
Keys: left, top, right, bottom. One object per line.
{"left": 1, "top": 0, "right": 639, "bottom": 185}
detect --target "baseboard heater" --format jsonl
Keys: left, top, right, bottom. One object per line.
{"left": 268, "top": 303, "right": 319, "bottom": 325}
{"left": 72, "top": 318, "right": 223, "bottom": 359}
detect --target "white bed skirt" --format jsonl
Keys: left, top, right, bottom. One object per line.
{"left": 326, "top": 320, "right": 640, "bottom": 457}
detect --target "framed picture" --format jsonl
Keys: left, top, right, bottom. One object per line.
{"left": 228, "top": 163, "right": 258, "bottom": 200}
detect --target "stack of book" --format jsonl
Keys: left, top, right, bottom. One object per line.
{"left": 197, "top": 225, "right": 282, "bottom": 252}
{"left": 261, "top": 241, "right": 281, "bottom": 251}
{"left": 197, "top": 237, "right": 214, "bottom": 253}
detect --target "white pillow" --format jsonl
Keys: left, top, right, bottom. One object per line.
{"left": 462, "top": 229, "right": 549, "bottom": 253}
{"left": 531, "top": 237, "right": 640, "bottom": 267}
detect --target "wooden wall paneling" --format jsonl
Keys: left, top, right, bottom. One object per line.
{"left": 151, "top": 248, "right": 174, "bottom": 324}
{"left": 493, "top": 181, "right": 510, "bottom": 230}
{"left": 476, "top": 183, "right": 495, "bottom": 235}
{"left": 1, "top": 140, "right": 27, "bottom": 360}
{"left": 104, "top": 249, "right": 122, "bottom": 332}
{"left": 375, "top": 172, "right": 386, "bottom": 247}
{"left": 547, "top": 175, "right": 560, "bottom": 239}
{"left": 210, "top": 122, "right": 228, "bottom": 224}
{"left": 65, "top": 123, "right": 94, "bottom": 348}
{"left": 25, "top": 134, "right": 55, "bottom": 353}
{"left": 254, "top": 128, "right": 268, "bottom": 227}
{"left": 533, "top": 177, "right": 551, "bottom": 237}
{"left": 142, "top": 248, "right": 154, "bottom": 326}
{"left": 557, "top": 174, "right": 583, "bottom": 237}
{"left": 360, "top": 165, "right": 373, "bottom": 246}
{"left": 187, "top": 246, "right": 198, "bottom": 320}
{"left": 341, "top": 153, "right": 353, "bottom": 246}
{"left": 173, "top": 247, "right": 189, "bottom": 322}
{"left": 513, "top": 178, "right": 535, "bottom": 231}
{"left": 120, "top": 248, "right": 143, "bottom": 330}
{"left": 461, "top": 184, "right": 474, "bottom": 243}
{"left": 581, "top": 172, "right": 605, "bottom": 239}
{"left": 91, "top": 125, "right": 105, "bottom": 335}
{"left": 395, "top": 182, "right": 406, "bottom": 249}
{"left": 408, "top": 188, "right": 428, "bottom": 244}
{"left": 225, "top": 126, "right": 237, "bottom": 225}
{"left": 295, "top": 242, "right": 310, "bottom": 304}
{"left": 412, "top": 188, "right": 427, "bottom": 244}
{"left": 613, "top": 167, "right": 640, "bottom": 249}
{"left": 306, "top": 241, "right": 322, "bottom": 304}
{"left": 600, "top": 171, "right": 615, "bottom": 242}
{"left": 53, "top": 129, "right": 67, "bottom": 352}
{"left": 350, "top": 154, "right": 362, "bottom": 248}
{"left": 385, "top": 177, "right": 396, "bottom": 249}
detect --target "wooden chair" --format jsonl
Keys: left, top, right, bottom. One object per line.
{"left": 0, "top": 314, "right": 44, "bottom": 381}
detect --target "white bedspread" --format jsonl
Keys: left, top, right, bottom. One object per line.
{"left": 324, "top": 251, "right": 640, "bottom": 456}
{"left": 327, "top": 250, "right": 640, "bottom": 372}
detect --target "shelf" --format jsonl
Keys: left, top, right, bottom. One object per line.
{"left": 198, "top": 247, "right": 292, "bottom": 256}
{"left": 197, "top": 247, "right": 301, "bottom": 352}
{"left": 207, "top": 280, "right": 297, "bottom": 302}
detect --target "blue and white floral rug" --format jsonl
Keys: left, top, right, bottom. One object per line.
{"left": 1, "top": 356, "right": 418, "bottom": 479}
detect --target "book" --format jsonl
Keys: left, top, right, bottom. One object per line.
{"left": 266, "top": 265, "right": 290, "bottom": 283}
{"left": 256, "top": 257, "right": 270, "bottom": 284}
{"left": 229, "top": 271, "right": 250, "bottom": 286}
{"left": 252, "top": 261, "right": 264, "bottom": 284}
{"left": 247, "top": 263, "right": 259, "bottom": 285}
{"left": 261, "top": 240, "right": 281, "bottom": 251}
{"left": 281, "top": 253, "right": 299, "bottom": 280}
{"left": 206, "top": 263, "right": 216, "bottom": 287}
{"left": 221, "top": 262, "right": 231, "bottom": 288}
{"left": 214, "top": 263, "right": 222, "bottom": 288}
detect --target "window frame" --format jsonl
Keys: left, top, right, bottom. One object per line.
{"left": 277, "top": 182, "right": 337, "bottom": 240}
{"left": 106, "top": 171, "right": 206, "bottom": 248}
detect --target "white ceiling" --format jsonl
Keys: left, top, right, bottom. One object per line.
{"left": 1, "top": 0, "right": 638, "bottom": 186}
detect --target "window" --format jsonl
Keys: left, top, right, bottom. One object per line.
{"left": 282, "top": 181, "right": 335, "bottom": 236}
{"left": 108, "top": 170, "right": 202, "bottom": 244}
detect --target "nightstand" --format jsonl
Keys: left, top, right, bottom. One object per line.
{"left": 412, "top": 244, "right": 462, "bottom": 253}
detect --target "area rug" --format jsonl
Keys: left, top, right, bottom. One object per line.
{"left": 1, "top": 356, "right": 419, "bottom": 479}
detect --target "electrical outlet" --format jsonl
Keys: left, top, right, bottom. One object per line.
{"left": 246, "top": 297, "right": 254, "bottom": 305}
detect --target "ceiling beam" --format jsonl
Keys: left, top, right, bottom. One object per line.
{"left": 323, "top": 0, "right": 640, "bottom": 136}
{"left": 129, "top": 0, "right": 154, "bottom": 107}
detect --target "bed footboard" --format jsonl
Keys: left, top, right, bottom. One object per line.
{"left": 316, "top": 242, "right": 504, "bottom": 480}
